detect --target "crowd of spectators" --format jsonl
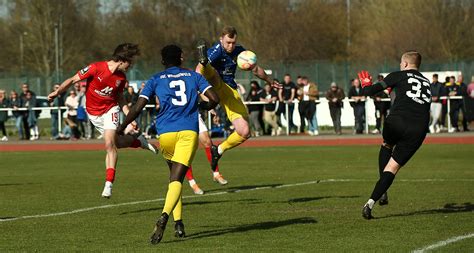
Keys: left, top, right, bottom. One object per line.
{"left": 0, "top": 73, "right": 473, "bottom": 141}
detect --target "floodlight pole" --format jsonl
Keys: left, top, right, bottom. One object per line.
{"left": 54, "top": 23, "right": 59, "bottom": 83}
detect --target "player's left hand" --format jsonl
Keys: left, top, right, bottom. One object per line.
{"left": 358, "top": 70, "right": 373, "bottom": 88}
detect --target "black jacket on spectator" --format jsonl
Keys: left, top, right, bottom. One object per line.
{"left": 348, "top": 86, "right": 365, "bottom": 107}
{"left": 260, "top": 89, "right": 278, "bottom": 112}
{"left": 246, "top": 89, "right": 263, "bottom": 112}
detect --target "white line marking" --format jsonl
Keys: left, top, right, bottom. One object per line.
{"left": 412, "top": 233, "right": 474, "bottom": 253}
{"left": 0, "top": 178, "right": 472, "bottom": 223}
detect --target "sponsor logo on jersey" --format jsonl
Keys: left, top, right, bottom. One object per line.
{"left": 80, "top": 66, "right": 90, "bottom": 75}
{"left": 97, "top": 76, "right": 103, "bottom": 82}
{"left": 95, "top": 86, "right": 114, "bottom": 96}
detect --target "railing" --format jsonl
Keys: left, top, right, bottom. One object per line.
{"left": 0, "top": 96, "right": 465, "bottom": 136}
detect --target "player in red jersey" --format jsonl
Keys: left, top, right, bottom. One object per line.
{"left": 48, "top": 43, "right": 158, "bottom": 198}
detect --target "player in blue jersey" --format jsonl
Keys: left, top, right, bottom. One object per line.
{"left": 117, "top": 45, "right": 219, "bottom": 244}
{"left": 196, "top": 26, "right": 280, "bottom": 171}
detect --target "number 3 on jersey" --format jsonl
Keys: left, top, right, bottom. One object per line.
{"left": 169, "top": 80, "right": 188, "bottom": 106}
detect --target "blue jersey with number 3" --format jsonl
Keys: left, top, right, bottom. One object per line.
{"left": 140, "top": 66, "right": 211, "bottom": 134}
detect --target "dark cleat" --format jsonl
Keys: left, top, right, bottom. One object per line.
{"left": 150, "top": 213, "right": 169, "bottom": 245}
{"left": 379, "top": 192, "right": 389, "bottom": 206}
{"left": 174, "top": 220, "right": 186, "bottom": 238}
{"left": 210, "top": 145, "right": 222, "bottom": 172}
{"left": 196, "top": 39, "right": 209, "bottom": 65}
{"left": 362, "top": 204, "right": 374, "bottom": 220}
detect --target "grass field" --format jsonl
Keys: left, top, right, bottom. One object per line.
{"left": 0, "top": 144, "right": 473, "bottom": 252}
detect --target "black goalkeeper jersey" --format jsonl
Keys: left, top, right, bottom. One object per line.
{"left": 364, "top": 69, "right": 431, "bottom": 121}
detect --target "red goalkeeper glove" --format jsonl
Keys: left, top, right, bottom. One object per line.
{"left": 357, "top": 70, "right": 373, "bottom": 88}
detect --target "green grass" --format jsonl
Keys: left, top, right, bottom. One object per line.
{"left": 0, "top": 144, "right": 473, "bottom": 252}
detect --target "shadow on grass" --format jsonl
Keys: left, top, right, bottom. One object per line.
{"left": 203, "top": 183, "right": 283, "bottom": 194}
{"left": 286, "top": 195, "right": 360, "bottom": 205}
{"left": 120, "top": 199, "right": 262, "bottom": 215}
{"left": 378, "top": 202, "right": 474, "bottom": 219}
{"left": 0, "top": 183, "right": 39, "bottom": 187}
{"left": 165, "top": 217, "right": 317, "bottom": 242}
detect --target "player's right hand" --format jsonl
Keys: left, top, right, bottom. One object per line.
{"left": 358, "top": 70, "right": 373, "bottom": 88}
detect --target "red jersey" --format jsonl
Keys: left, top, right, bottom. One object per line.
{"left": 77, "top": 61, "right": 127, "bottom": 116}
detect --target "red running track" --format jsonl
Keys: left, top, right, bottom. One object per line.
{"left": 1, "top": 135, "right": 473, "bottom": 152}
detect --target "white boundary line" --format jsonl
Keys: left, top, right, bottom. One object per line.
{"left": 412, "top": 233, "right": 474, "bottom": 253}
{"left": 1, "top": 178, "right": 472, "bottom": 223}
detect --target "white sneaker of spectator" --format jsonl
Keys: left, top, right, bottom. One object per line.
{"left": 429, "top": 125, "right": 435, "bottom": 134}
{"left": 276, "top": 127, "right": 283, "bottom": 136}
{"left": 1, "top": 136, "right": 8, "bottom": 141}
{"left": 371, "top": 129, "right": 380, "bottom": 134}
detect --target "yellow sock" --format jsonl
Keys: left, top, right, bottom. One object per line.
{"left": 219, "top": 132, "right": 247, "bottom": 153}
{"left": 172, "top": 194, "right": 183, "bottom": 221}
{"left": 162, "top": 181, "right": 182, "bottom": 215}
{"left": 200, "top": 63, "right": 216, "bottom": 80}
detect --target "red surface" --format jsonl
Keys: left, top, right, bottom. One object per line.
{"left": 1, "top": 135, "right": 473, "bottom": 152}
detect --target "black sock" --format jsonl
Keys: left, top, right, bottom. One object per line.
{"left": 370, "top": 171, "right": 395, "bottom": 201}
{"left": 378, "top": 145, "right": 392, "bottom": 177}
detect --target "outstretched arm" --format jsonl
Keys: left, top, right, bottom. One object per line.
{"left": 252, "top": 65, "right": 281, "bottom": 88}
{"left": 200, "top": 87, "right": 220, "bottom": 110}
{"left": 117, "top": 97, "right": 148, "bottom": 135}
{"left": 48, "top": 74, "right": 82, "bottom": 102}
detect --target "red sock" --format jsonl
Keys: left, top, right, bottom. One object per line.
{"left": 205, "top": 147, "right": 219, "bottom": 172}
{"left": 130, "top": 138, "right": 141, "bottom": 148}
{"left": 106, "top": 168, "right": 116, "bottom": 183}
{"left": 185, "top": 166, "right": 194, "bottom": 181}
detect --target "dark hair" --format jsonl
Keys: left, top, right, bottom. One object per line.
{"left": 433, "top": 74, "right": 438, "bottom": 78}
{"left": 284, "top": 74, "right": 291, "bottom": 77}
{"left": 112, "top": 43, "right": 140, "bottom": 62}
{"left": 221, "top": 26, "right": 237, "bottom": 38}
{"left": 301, "top": 76, "right": 308, "bottom": 80}
{"left": 161, "top": 44, "right": 183, "bottom": 67}
{"left": 377, "top": 74, "right": 384, "bottom": 79}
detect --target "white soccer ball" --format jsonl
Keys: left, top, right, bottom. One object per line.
{"left": 237, "top": 50, "right": 257, "bottom": 71}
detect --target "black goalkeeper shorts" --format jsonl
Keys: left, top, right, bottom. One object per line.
{"left": 382, "top": 115, "right": 428, "bottom": 166}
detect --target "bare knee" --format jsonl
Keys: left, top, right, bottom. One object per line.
{"left": 104, "top": 140, "right": 117, "bottom": 153}
{"left": 235, "top": 124, "right": 250, "bottom": 138}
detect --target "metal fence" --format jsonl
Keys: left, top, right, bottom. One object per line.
{"left": 0, "top": 96, "right": 466, "bottom": 138}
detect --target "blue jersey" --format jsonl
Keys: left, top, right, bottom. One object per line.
{"left": 140, "top": 67, "right": 211, "bottom": 134}
{"left": 207, "top": 42, "right": 246, "bottom": 89}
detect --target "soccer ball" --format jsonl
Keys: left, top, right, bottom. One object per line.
{"left": 237, "top": 50, "right": 257, "bottom": 71}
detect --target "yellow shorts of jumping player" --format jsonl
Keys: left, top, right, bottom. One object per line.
{"left": 159, "top": 130, "right": 198, "bottom": 167}
{"left": 200, "top": 64, "right": 249, "bottom": 122}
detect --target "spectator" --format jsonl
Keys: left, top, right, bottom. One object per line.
{"left": 439, "top": 76, "right": 450, "bottom": 130}
{"left": 309, "top": 81, "right": 320, "bottom": 136}
{"left": 77, "top": 83, "right": 91, "bottom": 139}
{"left": 446, "top": 75, "right": 468, "bottom": 132}
{"left": 24, "top": 90, "right": 39, "bottom": 140}
{"left": 372, "top": 75, "right": 391, "bottom": 134}
{"left": 326, "top": 82, "right": 345, "bottom": 135}
{"left": 246, "top": 81, "right": 263, "bottom": 137}
{"left": 297, "top": 76, "right": 318, "bottom": 135}
{"left": 65, "top": 89, "right": 81, "bottom": 139}
{"left": 49, "top": 84, "right": 64, "bottom": 140}
{"left": 0, "top": 90, "right": 9, "bottom": 141}
{"left": 466, "top": 76, "right": 474, "bottom": 127}
{"left": 278, "top": 74, "right": 297, "bottom": 133}
{"left": 260, "top": 83, "right": 281, "bottom": 136}
{"left": 348, "top": 78, "right": 366, "bottom": 134}
{"left": 19, "top": 83, "right": 35, "bottom": 139}
{"left": 9, "top": 91, "right": 24, "bottom": 139}
{"left": 458, "top": 74, "right": 470, "bottom": 131}
{"left": 429, "top": 74, "right": 443, "bottom": 133}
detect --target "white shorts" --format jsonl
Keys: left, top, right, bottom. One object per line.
{"left": 88, "top": 106, "right": 120, "bottom": 135}
{"left": 198, "top": 116, "right": 208, "bottom": 134}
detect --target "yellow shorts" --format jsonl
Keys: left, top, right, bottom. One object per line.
{"left": 159, "top": 130, "right": 198, "bottom": 167}
{"left": 200, "top": 65, "right": 249, "bottom": 122}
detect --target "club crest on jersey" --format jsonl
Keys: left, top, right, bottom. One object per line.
{"left": 80, "top": 66, "right": 90, "bottom": 75}
{"left": 115, "top": 80, "right": 121, "bottom": 87}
